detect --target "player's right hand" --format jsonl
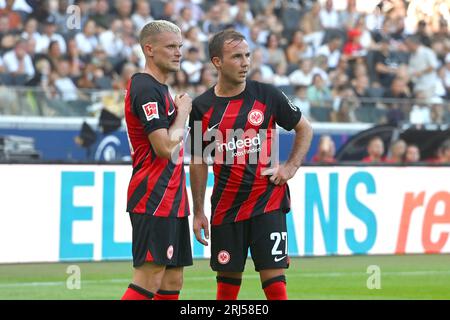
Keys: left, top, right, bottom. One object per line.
{"left": 193, "top": 213, "right": 209, "bottom": 246}
{"left": 174, "top": 93, "right": 192, "bottom": 116}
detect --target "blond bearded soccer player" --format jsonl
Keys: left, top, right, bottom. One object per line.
{"left": 189, "top": 30, "right": 313, "bottom": 300}
{"left": 122, "top": 20, "right": 193, "bottom": 300}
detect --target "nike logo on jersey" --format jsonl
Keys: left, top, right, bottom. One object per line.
{"left": 168, "top": 108, "right": 175, "bottom": 116}
{"left": 274, "top": 255, "right": 286, "bottom": 262}
{"left": 207, "top": 123, "right": 220, "bottom": 132}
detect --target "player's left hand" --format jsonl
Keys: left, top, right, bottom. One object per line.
{"left": 261, "top": 163, "right": 297, "bottom": 186}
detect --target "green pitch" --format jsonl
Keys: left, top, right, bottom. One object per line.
{"left": 0, "top": 255, "right": 449, "bottom": 300}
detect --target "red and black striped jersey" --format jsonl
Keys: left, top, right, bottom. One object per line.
{"left": 124, "top": 73, "right": 189, "bottom": 218}
{"left": 189, "top": 80, "right": 302, "bottom": 226}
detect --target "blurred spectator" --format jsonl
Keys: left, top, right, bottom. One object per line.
{"left": 169, "top": 69, "right": 191, "bottom": 95}
{"left": 300, "top": 1, "right": 324, "bottom": 50}
{"left": 21, "top": 17, "right": 40, "bottom": 43}
{"left": 312, "top": 135, "right": 336, "bottom": 163}
{"left": 373, "top": 37, "right": 402, "bottom": 89}
{"left": 90, "top": 0, "right": 113, "bottom": 31}
{"left": 329, "top": 57, "right": 350, "bottom": 83}
{"left": 202, "top": 5, "right": 226, "bottom": 35}
{"left": 247, "top": 24, "right": 263, "bottom": 51}
{"left": 437, "top": 139, "right": 450, "bottom": 163}
{"left": 112, "top": 62, "right": 137, "bottom": 91}
{"left": 332, "top": 98, "right": 357, "bottom": 123}
{"left": 362, "top": 136, "right": 385, "bottom": 163}
{"left": 405, "top": 35, "right": 439, "bottom": 98}
{"left": 415, "top": 20, "right": 432, "bottom": 47}
{"left": 77, "top": 63, "right": 97, "bottom": 89}
{"left": 272, "top": 63, "right": 290, "bottom": 87}
{"left": 409, "top": 91, "right": 431, "bottom": 125}
{"left": 177, "top": 6, "right": 197, "bottom": 33}
{"left": 248, "top": 68, "right": 262, "bottom": 82}
{"left": 25, "top": 57, "right": 52, "bottom": 94}
{"left": 307, "top": 74, "right": 332, "bottom": 108}
{"left": 404, "top": 144, "right": 421, "bottom": 163}
{"left": 183, "top": 26, "right": 207, "bottom": 61}
{"left": 175, "top": 0, "right": 204, "bottom": 22}
{"left": 47, "top": 40, "right": 63, "bottom": 70}
{"left": 286, "top": 30, "right": 313, "bottom": 65}
{"left": 351, "top": 74, "right": 370, "bottom": 100}
{"left": 429, "top": 96, "right": 447, "bottom": 125}
{"left": 158, "top": 1, "right": 177, "bottom": 22}
{"left": 320, "top": 0, "right": 340, "bottom": 29}
{"left": 339, "top": 0, "right": 360, "bottom": 30}
{"left": 36, "top": 15, "right": 67, "bottom": 54}
{"left": 313, "top": 55, "right": 330, "bottom": 86}
{"left": 98, "top": 18, "right": 125, "bottom": 58}
{"left": 52, "top": 58, "right": 79, "bottom": 101}
{"left": 66, "top": 38, "right": 82, "bottom": 77}
{"left": 431, "top": 19, "right": 450, "bottom": 60}
{"left": 383, "top": 76, "right": 411, "bottom": 125}
{"left": 229, "top": 0, "right": 253, "bottom": 22}
{"left": 215, "top": 0, "right": 232, "bottom": 25}
{"left": 292, "top": 85, "right": 311, "bottom": 119}
{"left": 343, "top": 29, "right": 364, "bottom": 58}
{"left": 0, "top": 0, "right": 22, "bottom": 31}
{"left": 441, "top": 53, "right": 450, "bottom": 98}
{"left": 354, "top": 15, "right": 374, "bottom": 51}
{"left": 300, "top": 1, "right": 322, "bottom": 35}
{"left": 114, "top": 0, "right": 133, "bottom": 20}
{"left": 2, "top": 38, "right": 34, "bottom": 79}
{"left": 386, "top": 139, "right": 407, "bottom": 163}
{"left": 231, "top": 4, "right": 251, "bottom": 41}
{"left": 289, "top": 59, "right": 314, "bottom": 87}
{"left": 74, "top": 19, "right": 99, "bottom": 57}
{"left": 250, "top": 47, "right": 273, "bottom": 83}
{"left": 263, "top": 33, "right": 286, "bottom": 68}
{"left": 131, "top": 0, "right": 154, "bottom": 33}
{"left": 365, "top": 1, "right": 385, "bottom": 32}
{"left": 194, "top": 65, "right": 216, "bottom": 94}
{"left": 53, "top": 0, "right": 72, "bottom": 35}
{"left": 316, "top": 35, "right": 342, "bottom": 69}
{"left": 181, "top": 47, "right": 203, "bottom": 85}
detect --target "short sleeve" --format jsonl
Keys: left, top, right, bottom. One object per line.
{"left": 131, "top": 81, "right": 169, "bottom": 135}
{"left": 270, "top": 85, "right": 302, "bottom": 131}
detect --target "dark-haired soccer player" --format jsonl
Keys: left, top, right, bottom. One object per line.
{"left": 122, "top": 20, "right": 192, "bottom": 300}
{"left": 189, "top": 30, "right": 313, "bottom": 300}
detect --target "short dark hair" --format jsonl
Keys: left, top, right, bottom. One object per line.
{"left": 208, "top": 29, "right": 246, "bottom": 61}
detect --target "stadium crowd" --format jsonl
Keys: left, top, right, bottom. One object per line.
{"left": 0, "top": 0, "right": 449, "bottom": 126}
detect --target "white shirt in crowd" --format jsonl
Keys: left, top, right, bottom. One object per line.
{"left": 75, "top": 33, "right": 99, "bottom": 55}
{"left": 316, "top": 44, "right": 341, "bottom": 69}
{"left": 131, "top": 14, "right": 154, "bottom": 33}
{"left": 35, "top": 33, "right": 67, "bottom": 54}
{"left": 409, "top": 104, "right": 431, "bottom": 124}
{"left": 99, "top": 30, "right": 125, "bottom": 57}
{"left": 181, "top": 60, "right": 203, "bottom": 83}
{"left": 54, "top": 78, "right": 78, "bottom": 101}
{"left": 319, "top": 9, "right": 340, "bottom": 29}
{"left": 0, "top": 0, "right": 32, "bottom": 12}
{"left": 289, "top": 69, "right": 314, "bottom": 86}
{"left": 408, "top": 45, "right": 439, "bottom": 96}
{"left": 2, "top": 49, "right": 35, "bottom": 78}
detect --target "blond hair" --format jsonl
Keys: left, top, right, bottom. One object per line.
{"left": 139, "top": 20, "right": 181, "bottom": 49}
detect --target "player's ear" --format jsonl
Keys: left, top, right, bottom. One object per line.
{"left": 211, "top": 56, "right": 221, "bottom": 69}
{"left": 144, "top": 43, "right": 153, "bottom": 57}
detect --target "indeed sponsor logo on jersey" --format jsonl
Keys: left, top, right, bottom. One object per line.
{"left": 217, "top": 134, "right": 261, "bottom": 153}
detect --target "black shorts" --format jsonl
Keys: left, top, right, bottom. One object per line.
{"left": 129, "top": 213, "right": 193, "bottom": 268}
{"left": 210, "top": 211, "right": 290, "bottom": 272}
